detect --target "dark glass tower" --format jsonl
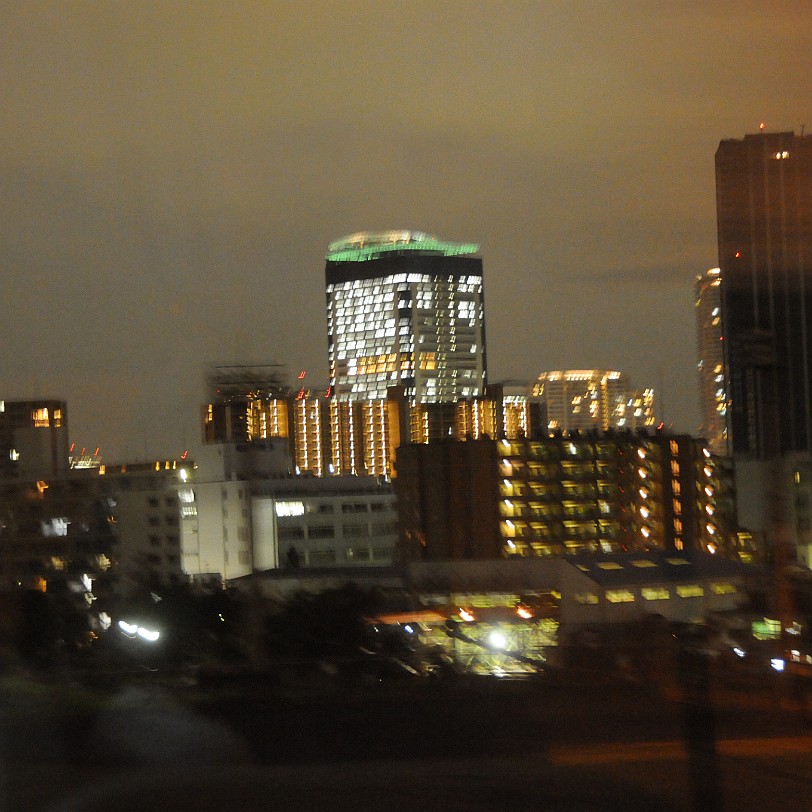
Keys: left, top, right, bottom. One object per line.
{"left": 715, "top": 130, "right": 812, "bottom": 458}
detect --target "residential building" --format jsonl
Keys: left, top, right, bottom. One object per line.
{"left": 532, "top": 371, "right": 655, "bottom": 433}
{"left": 396, "top": 432, "right": 743, "bottom": 562}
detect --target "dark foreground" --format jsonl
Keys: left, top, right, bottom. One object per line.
{"left": 1, "top": 671, "right": 810, "bottom": 811}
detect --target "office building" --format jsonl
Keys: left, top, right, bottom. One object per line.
{"left": 695, "top": 268, "right": 728, "bottom": 455}
{"left": 532, "top": 371, "right": 655, "bottom": 433}
{"left": 715, "top": 130, "right": 812, "bottom": 458}
{"left": 251, "top": 476, "right": 398, "bottom": 570}
{"left": 325, "top": 231, "right": 486, "bottom": 403}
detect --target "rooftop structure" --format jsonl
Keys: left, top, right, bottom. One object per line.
{"left": 326, "top": 231, "right": 479, "bottom": 263}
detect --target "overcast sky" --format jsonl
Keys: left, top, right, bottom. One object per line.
{"left": 2, "top": 1, "right": 810, "bottom": 460}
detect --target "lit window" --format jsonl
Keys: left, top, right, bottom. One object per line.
{"left": 606, "top": 590, "right": 635, "bottom": 603}
{"left": 575, "top": 593, "right": 599, "bottom": 605}
{"left": 641, "top": 587, "right": 669, "bottom": 600}
{"left": 676, "top": 585, "right": 704, "bottom": 598}
{"left": 275, "top": 501, "right": 305, "bottom": 517}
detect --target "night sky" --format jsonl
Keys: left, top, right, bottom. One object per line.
{"left": 3, "top": 2, "right": 810, "bottom": 460}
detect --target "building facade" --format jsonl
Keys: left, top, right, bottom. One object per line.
{"left": 325, "top": 231, "right": 486, "bottom": 403}
{"left": 695, "top": 268, "right": 728, "bottom": 455}
{"left": 396, "top": 433, "right": 742, "bottom": 562}
{"left": 97, "top": 461, "right": 192, "bottom": 595}
{"left": 180, "top": 440, "right": 398, "bottom": 583}
{"left": 715, "top": 130, "right": 812, "bottom": 458}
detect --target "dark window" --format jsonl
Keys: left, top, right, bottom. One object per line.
{"left": 309, "top": 549, "right": 336, "bottom": 565}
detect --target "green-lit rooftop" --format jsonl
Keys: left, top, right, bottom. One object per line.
{"left": 326, "top": 230, "right": 479, "bottom": 262}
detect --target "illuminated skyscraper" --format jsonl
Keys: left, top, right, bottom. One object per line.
{"left": 325, "top": 231, "right": 486, "bottom": 403}
{"left": 695, "top": 268, "right": 728, "bottom": 455}
{"left": 715, "top": 130, "right": 812, "bottom": 457}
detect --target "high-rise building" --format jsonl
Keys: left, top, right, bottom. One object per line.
{"left": 532, "top": 371, "right": 655, "bottom": 433}
{"left": 695, "top": 268, "right": 728, "bottom": 455}
{"left": 715, "top": 130, "right": 812, "bottom": 458}
{"left": 325, "top": 231, "right": 486, "bottom": 403}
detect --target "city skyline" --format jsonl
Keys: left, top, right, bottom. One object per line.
{"left": 3, "top": 3, "right": 811, "bottom": 459}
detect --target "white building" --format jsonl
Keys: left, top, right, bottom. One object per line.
{"left": 180, "top": 440, "right": 398, "bottom": 584}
